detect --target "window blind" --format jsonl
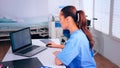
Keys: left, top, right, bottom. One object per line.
{"left": 94, "top": 0, "right": 110, "bottom": 34}
{"left": 112, "top": 0, "right": 120, "bottom": 39}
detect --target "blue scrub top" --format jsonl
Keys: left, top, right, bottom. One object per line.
{"left": 57, "top": 29, "right": 96, "bottom": 68}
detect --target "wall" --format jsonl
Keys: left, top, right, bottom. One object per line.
{"left": 103, "top": 36, "right": 120, "bottom": 67}
{"left": 0, "top": 0, "right": 48, "bottom": 19}
{"left": 48, "top": 0, "right": 81, "bottom": 16}
{"left": 0, "top": 0, "right": 81, "bottom": 21}
{"left": 91, "top": 28, "right": 120, "bottom": 67}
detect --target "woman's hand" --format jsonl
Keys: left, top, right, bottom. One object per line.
{"left": 53, "top": 51, "right": 63, "bottom": 65}
{"left": 48, "top": 42, "right": 58, "bottom": 48}
{"left": 53, "top": 51, "right": 60, "bottom": 56}
{"left": 48, "top": 42, "right": 64, "bottom": 49}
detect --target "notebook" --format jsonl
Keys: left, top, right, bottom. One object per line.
{"left": 0, "top": 57, "right": 43, "bottom": 68}
{"left": 10, "top": 27, "right": 47, "bottom": 57}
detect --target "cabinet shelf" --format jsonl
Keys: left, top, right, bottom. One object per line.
{"left": 0, "top": 27, "right": 48, "bottom": 41}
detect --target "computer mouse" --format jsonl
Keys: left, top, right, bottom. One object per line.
{"left": 46, "top": 43, "right": 52, "bottom": 47}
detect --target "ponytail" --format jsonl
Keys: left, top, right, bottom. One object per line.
{"left": 77, "top": 10, "right": 95, "bottom": 49}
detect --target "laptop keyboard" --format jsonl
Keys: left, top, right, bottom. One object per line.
{"left": 18, "top": 46, "right": 39, "bottom": 54}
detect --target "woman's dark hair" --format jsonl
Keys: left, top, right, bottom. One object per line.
{"left": 61, "top": 6, "right": 95, "bottom": 49}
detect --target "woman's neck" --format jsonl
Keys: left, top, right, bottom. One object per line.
{"left": 68, "top": 22, "right": 79, "bottom": 34}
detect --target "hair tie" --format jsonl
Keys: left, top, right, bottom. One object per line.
{"left": 77, "top": 12, "right": 79, "bottom": 22}
{"left": 76, "top": 11, "right": 80, "bottom": 22}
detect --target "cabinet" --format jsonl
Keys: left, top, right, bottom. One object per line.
{"left": 0, "top": 27, "right": 48, "bottom": 41}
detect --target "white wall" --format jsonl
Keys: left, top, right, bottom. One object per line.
{"left": 91, "top": 29, "right": 120, "bottom": 67}
{"left": 103, "top": 36, "right": 120, "bottom": 67}
{"left": 0, "top": 0, "right": 48, "bottom": 19}
{"left": 0, "top": 0, "right": 81, "bottom": 20}
{"left": 48, "top": 0, "right": 81, "bottom": 16}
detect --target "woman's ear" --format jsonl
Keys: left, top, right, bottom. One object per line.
{"left": 66, "top": 16, "right": 72, "bottom": 23}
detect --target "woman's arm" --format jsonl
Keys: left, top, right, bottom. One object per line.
{"left": 48, "top": 42, "right": 64, "bottom": 49}
{"left": 55, "top": 57, "right": 63, "bottom": 65}
{"left": 53, "top": 51, "right": 63, "bottom": 65}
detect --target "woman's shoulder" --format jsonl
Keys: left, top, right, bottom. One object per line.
{"left": 71, "top": 30, "right": 85, "bottom": 37}
{"left": 70, "top": 29, "right": 87, "bottom": 42}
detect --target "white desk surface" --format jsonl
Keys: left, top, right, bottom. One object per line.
{"left": 2, "top": 39, "right": 65, "bottom": 68}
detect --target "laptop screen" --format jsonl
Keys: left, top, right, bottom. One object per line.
{"left": 10, "top": 27, "right": 32, "bottom": 52}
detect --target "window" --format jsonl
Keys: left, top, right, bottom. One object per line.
{"left": 82, "top": 0, "right": 93, "bottom": 27}
{"left": 94, "top": 0, "right": 111, "bottom": 34}
{"left": 112, "top": 0, "right": 120, "bottom": 39}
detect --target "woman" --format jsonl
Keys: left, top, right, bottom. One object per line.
{"left": 48, "top": 6, "right": 96, "bottom": 68}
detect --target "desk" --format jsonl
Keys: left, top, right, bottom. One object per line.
{"left": 2, "top": 39, "right": 65, "bottom": 68}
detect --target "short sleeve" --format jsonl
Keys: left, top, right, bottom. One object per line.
{"left": 57, "top": 37, "right": 81, "bottom": 66}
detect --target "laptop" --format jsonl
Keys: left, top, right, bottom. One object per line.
{"left": 0, "top": 57, "right": 43, "bottom": 68}
{"left": 10, "top": 27, "right": 47, "bottom": 57}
